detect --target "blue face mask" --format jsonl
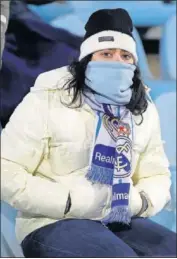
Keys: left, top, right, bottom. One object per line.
{"left": 85, "top": 61, "right": 136, "bottom": 105}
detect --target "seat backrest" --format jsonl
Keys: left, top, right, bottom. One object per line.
{"left": 1, "top": 202, "right": 24, "bottom": 257}
{"left": 151, "top": 165, "right": 176, "bottom": 232}
{"left": 160, "top": 14, "right": 176, "bottom": 80}
{"left": 155, "top": 91, "right": 176, "bottom": 166}
{"left": 28, "top": 1, "right": 73, "bottom": 23}
{"left": 132, "top": 28, "right": 153, "bottom": 80}
{"left": 146, "top": 79, "right": 176, "bottom": 166}
{"left": 70, "top": 1, "right": 176, "bottom": 26}
{"left": 149, "top": 89, "right": 176, "bottom": 232}
{"left": 51, "top": 13, "right": 85, "bottom": 37}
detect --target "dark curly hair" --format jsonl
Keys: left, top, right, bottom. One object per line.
{"left": 64, "top": 55, "right": 148, "bottom": 124}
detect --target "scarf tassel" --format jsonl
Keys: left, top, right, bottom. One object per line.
{"left": 102, "top": 206, "right": 131, "bottom": 225}
{"left": 86, "top": 164, "right": 113, "bottom": 185}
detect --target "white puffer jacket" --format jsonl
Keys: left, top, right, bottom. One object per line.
{"left": 1, "top": 66, "right": 171, "bottom": 243}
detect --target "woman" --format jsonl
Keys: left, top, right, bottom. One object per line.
{"left": 1, "top": 8, "right": 176, "bottom": 257}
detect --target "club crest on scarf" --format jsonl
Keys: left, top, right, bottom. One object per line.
{"left": 103, "top": 114, "right": 131, "bottom": 140}
{"left": 102, "top": 115, "right": 132, "bottom": 178}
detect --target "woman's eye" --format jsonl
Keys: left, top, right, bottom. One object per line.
{"left": 122, "top": 54, "right": 132, "bottom": 60}
{"left": 101, "top": 52, "right": 113, "bottom": 58}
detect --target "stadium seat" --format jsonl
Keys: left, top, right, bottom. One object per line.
{"left": 51, "top": 13, "right": 85, "bottom": 37}
{"left": 160, "top": 14, "right": 176, "bottom": 80}
{"left": 151, "top": 164, "right": 176, "bottom": 232}
{"left": 71, "top": 1, "right": 176, "bottom": 27}
{"left": 28, "top": 1, "right": 73, "bottom": 23}
{"left": 1, "top": 202, "right": 24, "bottom": 257}
{"left": 146, "top": 82, "right": 176, "bottom": 232}
{"left": 133, "top": 28, "right": 153, "bottom": 79}
{"left": 145, "top": 79, "right": 176, "bottom": 99}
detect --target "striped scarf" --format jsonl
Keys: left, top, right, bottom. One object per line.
{"left": 85, "top": 93, "right": 134, "bottom": 224}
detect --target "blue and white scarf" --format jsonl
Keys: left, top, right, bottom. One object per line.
{"left": 85, "top": 93, "right": 134, "bottom": 225}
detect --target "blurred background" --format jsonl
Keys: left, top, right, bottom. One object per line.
{"left": 0, "top": 0, "right": 176, "bottom": 257}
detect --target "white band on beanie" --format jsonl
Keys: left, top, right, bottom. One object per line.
{"left": 79, "top": 30, "right": 138, "bottom": 63}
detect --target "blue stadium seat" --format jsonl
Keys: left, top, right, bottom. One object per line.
{"left": 155, "top": 91, "right": 176, "bottom": 166}
{"left": 145, "top": 79, "right": 176, "bottom": 100}
{"left": 0, "top": 128, "right": 23, "bottom": 257}
{"left": 145, "top": 80, "right": 176, "bottom": 166}
{"left": 160, "top": 14, "right": 176, "bottom": 80}
{"left": 1, "top": 202, "right": 24, "bottom": 257}
{"left": 133, "top": 28, "right": 153, "bottom": 80}
{"left": 28, "top": 1, "right": 73, "bottom": 23}
{"left": 146, "top": 81, "right": 176, "bottom": 232}
{"left": 71, "top": 1, "right": 176, "bottom": 27}
{"left": 51, "top": 13, "right": 85, "bottom": 37}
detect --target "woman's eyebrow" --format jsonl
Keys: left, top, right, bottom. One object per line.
{"left": 121, "top": 50, "right": 131, "bottom": 54}
{"left": 121, "top": 50, "right": 134, "bottom": 58}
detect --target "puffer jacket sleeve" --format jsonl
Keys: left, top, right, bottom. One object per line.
{"left": 1, "top": 80, "right": 69, "bottom": 219}
{"left": 133, "top": 102, "right": 171, "bottom": 217}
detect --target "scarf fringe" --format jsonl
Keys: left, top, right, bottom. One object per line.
{"left": 86, "top": 164, "right": 113, "bottom": 185}
{"left": 102, "top": 206, "right": 131, "bottom": 225}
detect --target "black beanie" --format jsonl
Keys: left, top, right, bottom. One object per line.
{"left": 79, "top": 8, "right": 138, "bottom": 63}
